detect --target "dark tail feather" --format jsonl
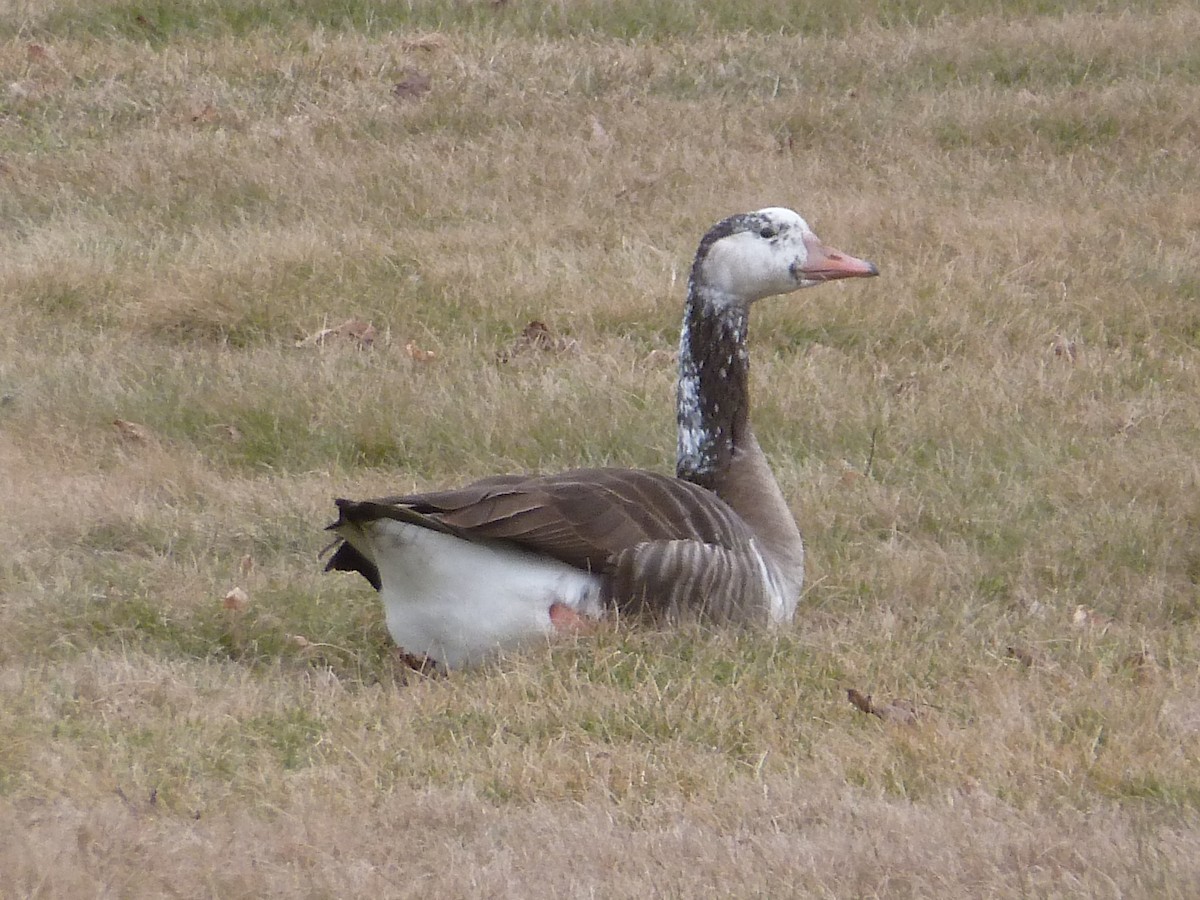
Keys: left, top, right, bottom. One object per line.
{"left": 323, "top": 498, "right": 382, "bottom": 591}
{"left": 324, "top": 540, "right": 381, "bottom": 591}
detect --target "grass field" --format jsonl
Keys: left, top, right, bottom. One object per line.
{"left": 2, "top": 0, "right": 1199, "bottom": 895}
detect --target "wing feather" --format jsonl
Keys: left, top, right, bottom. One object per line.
{"left": 608, "top": 540, "right": 772, "bottom": 624}
{"left": 329, "top": 467, "right": 758, "bottom": 575}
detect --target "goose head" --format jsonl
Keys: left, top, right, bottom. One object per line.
{"left": 692, "top": 207, "right": 878, "bottom": 306}
{"left": 677, "top": 207, "right": 878, "bottom": 490}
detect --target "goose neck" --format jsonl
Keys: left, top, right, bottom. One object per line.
{"left": 675, "top": 285, "right": 751, "bottom": 491}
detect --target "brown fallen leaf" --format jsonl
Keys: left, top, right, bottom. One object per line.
{"left": 134, "top": 14, "right": 161, "bottom": 36}
{"left": 113, "top": 418, "right": 155, "bottom": 444}
{"left": 339, "top": 319, "right": 376, "bottom": 348}
{"left": 1006, "top": 645, "right": 1042, "bottom": 668}
{"left": 1120, "top": 649, "right": 1159, "bottom": 684}
{"left": 222, "top": 586, "right": 249, "bottom": 612}
{"left": 497, "top": 320, "right": 580, "bottom": 363}
{"left": 847, "top": 688, "right": 875, "bottom": 715}
{"left": 1050, "top": 334, "right": 1078, "bottom": 363}
{"left": 404, "top": 340, "right": 437, "bottom": 362}
{"left": 521, "top": 320, "right": 557, "bottom": 349}
{"left": 847, "top": 688, "right": 919, "bottom": 725}
{"left": 392, "top": 69, "right": 432, "bottom": 101}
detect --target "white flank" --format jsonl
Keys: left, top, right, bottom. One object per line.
{"left": 747, "top": 537, "right": 797, "bottom": 625}
{"left": 362, "top": 519, "right": 605, "bottom": 668}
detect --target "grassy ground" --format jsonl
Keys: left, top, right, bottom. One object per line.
{"left": 2, "top": 1, "right": 1199, "bottom": 895}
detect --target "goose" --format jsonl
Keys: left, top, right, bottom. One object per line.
{"left": 324, "top": 207, "right": 878, "bottom": 668}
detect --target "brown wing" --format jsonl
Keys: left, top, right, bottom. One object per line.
{"left": 330, "top": 467, "right": 759, "bottom": 574}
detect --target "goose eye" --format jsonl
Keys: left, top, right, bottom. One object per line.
{"left": 758, "top": 226, "right": 777, "bottom": 239}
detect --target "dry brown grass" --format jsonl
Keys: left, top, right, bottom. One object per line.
{"left": 2, "top": 1, "right": 1200, "bottom": 896}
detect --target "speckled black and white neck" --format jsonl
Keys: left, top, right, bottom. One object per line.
{"left": 675, "top": 211, "right": 789, "bottom": 489}
{"left": 676, "top": 283, "right": 750, "bottom": 490}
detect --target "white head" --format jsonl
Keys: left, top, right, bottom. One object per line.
{"left": 692, "top": 207, "right": 878, "bottom": 306}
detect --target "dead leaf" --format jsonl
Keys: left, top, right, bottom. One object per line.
{"left": 1050, "top": 334, "right": 1078, "bottom": 363}
{"left": 339, "top": 319, "right": 376, "bottom": 348}
{"left": 522, "top": 320, "right": 556, "bottom": 349}
{"left": 497, "top": 320, "right": 579, "bottom": 363}
{"left": 392, "top": 69, "right": 431, "bottom": 101}
{"left": 1006, "top": 645, "right": 1042, "bottom": 668}
{"left": 405, "top": 340, "right": 437, "bottom": 362}
{"left": 847, "top": 688, "right": 919, "bottom": 725}
{"left": 134, "top": 14, "right": 161, "bottom": 36}
{"left": 112, "top": 418, "right": 154, "bottom": 444}
{"left": 222, "top": 586, "right": 249, "bottom": 612}
{"left": 1120, "top": 649, "right": 1159, "bottom": 684}
{"left": 847, "top": 688, "right": 875, "bottom": 715}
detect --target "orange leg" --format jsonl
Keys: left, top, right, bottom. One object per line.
{"left": 549, "top": 602, "right": 595, "bottom": 633}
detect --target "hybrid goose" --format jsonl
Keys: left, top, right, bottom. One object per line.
{"left": 325, "top": 208, "right": 878, "bottom": 668}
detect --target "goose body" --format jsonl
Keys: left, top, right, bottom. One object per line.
{"left": 326, "top": 208, "right": 877, "bottom": 668}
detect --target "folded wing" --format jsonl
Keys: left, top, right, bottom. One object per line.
{"left": 326, "top": 467, "right": 771, "bottom": 620}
